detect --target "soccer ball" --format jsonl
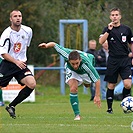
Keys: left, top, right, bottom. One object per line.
{"left": 120, "top": 96, "right": 133, "bottom": 113}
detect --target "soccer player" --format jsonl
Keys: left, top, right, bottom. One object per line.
{"left": 38, "top": 42, "right": 101, "bottom": 120}
{"left": 0, "top": 10, "right": 36, "bottom": 118}
{"left": 99, "top": 7, "right": 133, "bottom": 114}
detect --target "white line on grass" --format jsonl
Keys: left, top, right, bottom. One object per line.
{"left": 0, "top": 123, "right": 130, "bottom": 128}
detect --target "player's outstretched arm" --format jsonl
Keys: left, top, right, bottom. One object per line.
{"left": 94, "top": 79, "right": 101, "bottom": 108}
{"left": 38, "top": 42, "right": 56, "bottom": 48}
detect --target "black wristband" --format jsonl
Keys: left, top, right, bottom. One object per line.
{"left": 107, "top": 29, "right": 111, "bottom": 33}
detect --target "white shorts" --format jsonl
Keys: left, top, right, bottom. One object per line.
{"left": 65, "top": 67, "right": 91, "bottom": 86}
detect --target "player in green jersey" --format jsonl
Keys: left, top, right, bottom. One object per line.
{"left": 38, "top": 42, "right": 101, "bottom": 120}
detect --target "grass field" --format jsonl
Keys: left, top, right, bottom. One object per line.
{"left": 0, "top": 85, "right": 133, "bottom": 133}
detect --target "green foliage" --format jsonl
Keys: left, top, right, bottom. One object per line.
{"left": 0, "top": 0, "right": 133, "bottom": 65}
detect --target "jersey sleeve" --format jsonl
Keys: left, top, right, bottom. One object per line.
{"left": 102, "top": 27, "right": 108, "bottom": 34}
{"left": 21, "top": 25, "right": 33, "bottom": 47}
{"left": 87, "top": 53, "right": 95, "bottom": 66}
{"left": 82, "top": 63, "right": 100, "bottom": 83}
{"left": 127, "top": 27, "right": 133, "bottom": 44}
{"left": 0, "top": 29, "right": 10, "bottom": 55}
{"left": 27, "top": 28, "right": 32, "bottom": 47}
{"left": 54, "top": 44, "right": 72, "bottom": 60}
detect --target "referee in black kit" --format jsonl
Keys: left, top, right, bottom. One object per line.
{"left": 99, "top": 7, "right": 133, "bottom": 114}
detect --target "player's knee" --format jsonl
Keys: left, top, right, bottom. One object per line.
{"left": 123, "top": 79, "right": 132, "bottom": 89}
{"left": 124, "top": 84, "right": 131, "bottom": 89}
{"left": 70, "top": 87, "right": 78, "bottom": 93}
{"left": 28, "top": 81, "right": 36, "bottom": 89}
{"left": 108, "top": 83, "right": 116, "bottom": 89}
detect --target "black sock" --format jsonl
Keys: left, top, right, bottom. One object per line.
{"left": 106, "top": 88, "right": 114, "bottom": 110}
{"left": 9, "top": 86, "right": 34, "bottom": 107}
{"left": 122, "top": 87, "right": 131, "bottom": 99}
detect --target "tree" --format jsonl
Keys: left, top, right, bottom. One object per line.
{"left": 0, "top": 0, "right": 133, "bottom": 66}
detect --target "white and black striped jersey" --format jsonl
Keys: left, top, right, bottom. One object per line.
{"left": 0, "top": 25, "right": 32, "bottom": 62}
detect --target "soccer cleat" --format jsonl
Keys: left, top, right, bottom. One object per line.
{"left": 107, "top": 108, "right": 113, "bottom": 114}
{"left": 74, "top": 115, "right": 81, "bottom": 120}
{"left": 5, "top": 106, "right": 16, "bottom": 119}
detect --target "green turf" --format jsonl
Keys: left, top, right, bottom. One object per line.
{"left": 0, "top": 85, "right": 132, "bottom": 133}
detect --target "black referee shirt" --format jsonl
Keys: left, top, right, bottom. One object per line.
{"left": 102, "top": 24, "right": 133, "bottom": 57}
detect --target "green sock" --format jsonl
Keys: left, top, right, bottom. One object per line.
{"left": 70, "top": 93, "right": 80, "bottom": 116}
{"left": 0, "top": 89, "right": 3, "bottom": 102}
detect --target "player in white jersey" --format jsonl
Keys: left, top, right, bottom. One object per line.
{"left": 38, "top": 42, "right": 101, "bottom": 120}
{"left": 0, "top": 10, "right": 36, "bottom": 118}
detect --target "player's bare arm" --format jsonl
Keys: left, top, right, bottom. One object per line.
{"left": 99, "top": 34, "right": 108, "bottom": 45}
{"left": 94, "top": 79, "right": 101, "bottom": 108}
{"left": 1, "top": 53, "right": 26, "bottom": 69}
{"left": 99, "top": 22, "right": 114, "bottom": 45}
{"left": 38, "top": 42, "right": 56, "bottom": 48}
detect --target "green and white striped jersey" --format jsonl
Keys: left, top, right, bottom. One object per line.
{"left": 54, "top": 44, "right": 100, "bottom": 83}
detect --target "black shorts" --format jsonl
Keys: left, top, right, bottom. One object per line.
{"left": 104, "top": 56, "right": 132, "bottom": 83}
{"left": 0, "top": 60, "right": 33, "bottom": 87}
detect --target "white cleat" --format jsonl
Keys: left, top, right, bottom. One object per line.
{"left": 74, "top": 115, "right": 81, "bottom": 120}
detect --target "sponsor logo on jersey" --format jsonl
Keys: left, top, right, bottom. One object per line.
{"left": 22, "top": 35, "right": 25, "bottom": 39}
{"left": 111, "top": 37, "right": 114, "bottom": 40}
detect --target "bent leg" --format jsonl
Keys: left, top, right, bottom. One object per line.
{"left": 9, "top": 76, "right": 36, "bottom": 107}
{"left": 68, "top": 79, "right": 80, "bottom": 116}
{"left": 122, "top": 79, "right": 132, "bottom": 99}
{"left": 106, "top": 83, "right": 115, "bottom": 113}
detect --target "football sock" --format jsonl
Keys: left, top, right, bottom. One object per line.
{"left": 9, "top": 86, "right": 34, "bottom": 107}
{"left": 70, "top": 93, "right": 80, "bottom": 116}
{"left": 106, "top": 89, "right": 114, "bottom": 110}
{"left": 122, "top": 87, "right": 131, "bottom": 99}
{"left": 0, "top": 89, "right": 3, "bottom": 102}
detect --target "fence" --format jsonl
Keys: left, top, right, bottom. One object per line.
{"left": 34, "top": 67, "right": 107, "bottom": 95}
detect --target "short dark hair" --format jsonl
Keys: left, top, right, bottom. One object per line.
{"left": 110, "top": 7, "right": 121, "bottom": 15}
{"left": 68, "top": 51, "right": 81, "bottom": 60}
{"left": 10, "top": 9, "right": 21, "bottom": 17}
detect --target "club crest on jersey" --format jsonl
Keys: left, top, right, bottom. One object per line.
{"left": 122, "top": 36, "right": 126, "bottom": 42}
{"left": 13, "top": 43, "right": 21, "bottom": 53}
